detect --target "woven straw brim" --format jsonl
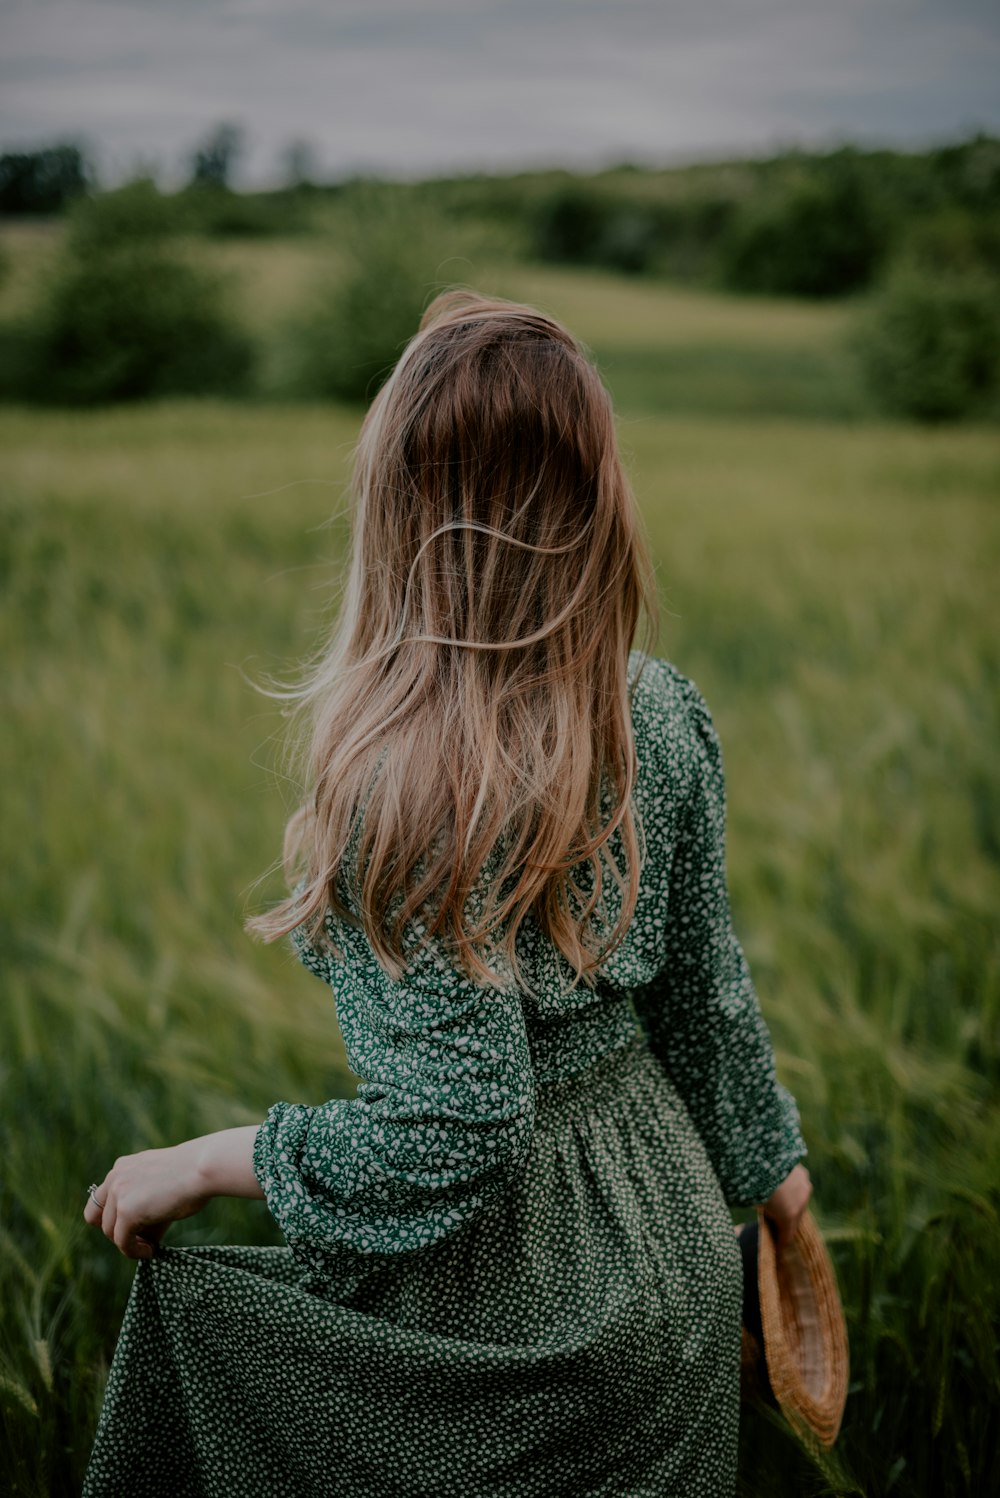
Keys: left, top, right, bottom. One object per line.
{"left": 755, "top": 1204, "right": 849, "bottom": 1448}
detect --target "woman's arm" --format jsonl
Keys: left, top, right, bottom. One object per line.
{"left": 631, "top": 665, "right": 809, "bottom": 1215}
{"left": 83, "top": 1125, "right": 264, "bottom": 1260}
{"left": 763, "top": 1162, "right": 812, "bottom": 1247}
{"left": 253, "top": 925, "right": 536, "bottom": 1285}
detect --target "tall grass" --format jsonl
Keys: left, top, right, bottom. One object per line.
{"left": 1, "top": 401, "right": 998, "bottom": 1495}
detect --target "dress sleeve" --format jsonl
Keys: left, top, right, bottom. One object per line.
{"left": 253, "top": 910, "right": 536, "bottom": 1285}
{"left": 631, "top": 670, "right": 807, "bottom": 1207}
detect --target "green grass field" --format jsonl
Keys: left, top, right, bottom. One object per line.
{"left": 1, "top": 251, "right": 999, "bottom": 1495}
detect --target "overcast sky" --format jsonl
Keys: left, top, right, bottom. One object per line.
{"left": 2, "top": 0, "right": 999, "bottom": 185}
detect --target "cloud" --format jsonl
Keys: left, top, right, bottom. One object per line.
{"left": 0, "top": 0, "right": 997, "bottom": 183}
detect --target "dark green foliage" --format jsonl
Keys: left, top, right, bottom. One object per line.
{"left": 532, "top": 184, "right": 612, "bottom": 264}
{"left": 591, "top": 207, "right": 661, "bottom": 274}
{"left": 188, "top": 122, "right": 244, "bottom": 191}
{"left": 926, "top": 132, "right": 1000, "bottom": 215}
{"left": 23, "top": 249, "right": 255, "bottom": 404}
{"left": 721, "top": 157, "right": 890, "bottom": 297}
{"left": 290, "top": 263, "right": 426, "bottom": 402}
{"left": 531, "top": 184, "right": 663, "bottom": 274}
{"left": 904, "top": 209, "right": 1000, "bottom": 278}
{"left": 513, "top": 140, "right": 1000, "bottom": 294}
{"left": 854, "top": 265, "right": 1000, "bottom": 422}
{"left": 65, "top": 178, "right": 191, "bottom": 250}
{"left": 0, "top": 144, "right": 92, "bottom": 216}
{"left": 287, "top": 200, "right": 446, "bottom": 401}
{"left": 179, "top": 186, "right": 314, "bottom": 238}
{"left": 2, "top": 134, "right": 999, "bottom": 418}
{"left": 528, "top": 183, "right": 660, "bottom": 277}
{"left": 652, "top": 195, "right": 738, "bottom": 281}
{"left": 13, "top": 180, "right": 254, "bottom": 404}
{"left": 183, "top": 125, "right": 299, "bottom": 235}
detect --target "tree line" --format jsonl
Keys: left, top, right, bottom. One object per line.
{"left": 0, "top": 130, "right": 998, "bottom": 420}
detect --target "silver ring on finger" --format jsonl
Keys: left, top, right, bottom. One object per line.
{"left": 87, "top": 1183, "right": 106, "bottom": 1210}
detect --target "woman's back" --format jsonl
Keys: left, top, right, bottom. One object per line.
{"left": 256, "top": 648, "right": 804, "bottom": 1277}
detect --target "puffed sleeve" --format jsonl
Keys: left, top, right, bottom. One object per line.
{"left": 630, "top": 668, "right": 807, "bottom": 1207}
{"left": 253, "top": 907, "right": 536, "bottom": 1287}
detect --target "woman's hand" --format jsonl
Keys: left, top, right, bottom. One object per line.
{"left": 84, "top": 1139, "right": 212, "bottom": 1259}
{"left": 761, "top": 1162, "right": 812, "bottom": 1248}
{"left": 84, "top": 1126, "right": 264, "bottom": 1260}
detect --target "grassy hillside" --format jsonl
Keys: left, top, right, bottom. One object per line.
{"left": 0, "top": 223, "right": 865, "bottom": 419}
{"left": 2, "top": 392, "right": 998, "bottom": 1494}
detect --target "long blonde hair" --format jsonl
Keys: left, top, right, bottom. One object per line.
{"left": 248, "top": 289, "right": 656, "bottom": 988}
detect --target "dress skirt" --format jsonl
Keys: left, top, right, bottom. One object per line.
{"left": 82, "top": 1032, "right": 744, "bottom": 1498}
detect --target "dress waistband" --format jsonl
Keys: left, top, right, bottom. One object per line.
{"left": 533, "top": 1031, "right": 654, "bottom": 1128}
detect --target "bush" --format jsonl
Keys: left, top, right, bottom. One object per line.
{"left": 904, "top": 209, "right": 1000, "bottom": 278}
{"left": 24, "top": 248, "right": 254, "bottom": 404}
{"left": 654, "top": 196, "right": 738, "bottom": 281}
{"left": 853, "top": 264, "right": 1000, "bottom": 422}
{"left": 532, "top": 185, "right": 610, "bottom": 265}
{"left": 287, "top": 198, "right": 448, "bottom": 401}
{"left": 530, "top": 182, "right": 743, "bottom": 280}
{"left": 64, "top": 178, "right": 192, "bottom": 251}
{"left": 177, "top": 185, "right": 314, "bottom": 238}
{"left": 12, "top": 181, "right": 254, "bottom": 404}
{"left": 721, "top": 163, "right": 889, "bottom": 297}
{"left": 591, "top": 207, "right": 661, "bottom": 274}
{"left": 531, "top": 184, "right": 660, "bottom": 274}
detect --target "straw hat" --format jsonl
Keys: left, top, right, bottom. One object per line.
{"left": 736, "top": 1205, "right": 849, "bottom": 1448}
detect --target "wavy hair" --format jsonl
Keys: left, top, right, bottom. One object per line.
{"left": 248, "top": 289, "right": 656, "bottom": 988}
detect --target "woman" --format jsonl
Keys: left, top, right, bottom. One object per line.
{"left": 83, "top": 291, "right": 811, "bottom": 1497}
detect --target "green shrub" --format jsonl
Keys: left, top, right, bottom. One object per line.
{"left": 177, "top": 185, "right": 315, "bottom": 238}
{"left": 653, "top": 195, "right": 738, "bottom": 281}
{"left": 591, "top": 207, "right": 660, "bottom": 275}
{"left": 11, "top": 180, "right": 255, "bottom": 404}
{"left": 287, "top": 199, "right": 449, "bottom": 401}
{"left": 64, "top": 178, "right": 192, "bottom": 250}
{"left": 721, "top": 165, "right": 889, "bottom": 297}
{"left": 23, "top": 247, "right": 255, "bottom": 404}
{"left": 532, "top": 184, "right": 611, "bottom": 265}
{"left": 531, "top": 184, "right": 660, "bottom": 274}
{"left": 904, "top": 208, "right": 1000, "bottom": 277}
{"left": 853, "top": 264, "right": 1000, "bottom": 422}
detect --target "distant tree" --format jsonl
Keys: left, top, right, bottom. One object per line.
{"left": 721, "top": 152, "right": 890, "bottom": 298}
{"left": 188, "top": 122, "right": 244, "bottom": 190}
{"left": 281, "top": 138, "right": 320, "bottom": 190}
{"left": 0, "top": 144, "right": 92, "bottom": 215}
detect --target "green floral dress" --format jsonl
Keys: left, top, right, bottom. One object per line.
{"left": 82, "top": 655, "right": 806, "bottom": 1498}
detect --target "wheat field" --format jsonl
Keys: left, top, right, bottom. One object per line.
{"left": 1, "top": 255, "right": 998, "bottom": 1495}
